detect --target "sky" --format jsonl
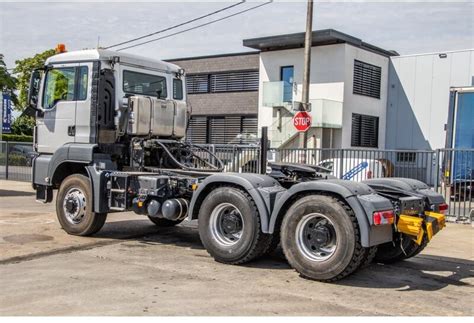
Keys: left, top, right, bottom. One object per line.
{"left": 0, "top": 0, "right": 473, "bottom": 69}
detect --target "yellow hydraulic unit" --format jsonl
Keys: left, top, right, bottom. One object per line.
{"left": 424, "top": 211, "right": 446, "bottom": 240}
{"left": 396, "top": 212, "right": 446, "bottom": 245}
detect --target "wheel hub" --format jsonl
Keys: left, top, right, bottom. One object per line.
{"left": 296, "top": 213, "right": 338, "bottom": 262}
{"left": 221, "top": 213, "right": 242, "bottom": 235}
{"left": 210, "top": 203, "right": 244, "bottom": 246}
{"left": 63, "top": 188, "right": 87, "bottom": 225}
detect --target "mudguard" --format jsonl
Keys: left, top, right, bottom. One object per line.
{"left": 33, "top": 143, "right": 98, "bottom": 186}
{"left": 269, "top": 179, "right": 394, "bottom": 247}
{"left": 187, "top": 173, "right": 284, "bottom": 232}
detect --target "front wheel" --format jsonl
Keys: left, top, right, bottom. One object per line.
{"left": 281, "top": 195, "right": 365, "bottom": 282}
{"left": 56, "top": 174, "right": 107, "bottom": 236}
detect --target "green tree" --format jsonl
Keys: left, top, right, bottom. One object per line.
{"left": 11, "top": 115, "right": 36, "bottom": 136}
{"left": 13, "top": 49, "right": 55, "bottom": 110}
{"left": 0, "top": 53, "right": 18, "bottom": 105}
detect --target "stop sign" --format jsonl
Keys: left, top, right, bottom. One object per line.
{"left": 293, "top": 111, "right": 312, "bottom": 132}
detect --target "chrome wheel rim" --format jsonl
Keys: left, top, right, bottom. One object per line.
{"left": 63, "top": 188, "right": 87, "bottom": 225}
{"left": 296, "top": 213, "right": 337, "bottom": 262}
{"left": 209, "top": 203, "right": 244, "bottom": 246}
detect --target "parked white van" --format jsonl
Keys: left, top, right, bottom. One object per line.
{"left": 318, "top": 158, "right": 393, "bottom": 181}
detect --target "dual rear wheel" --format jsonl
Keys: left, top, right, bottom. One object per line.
{"left": 199, "top": 189, "right": 367, "bottom": 281}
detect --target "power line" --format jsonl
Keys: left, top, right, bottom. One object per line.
{"left": 117, "top": 1, "right": 272, "bottom": 51}
{"left": 105, "top": 1, "right": 246, "bottom": 49}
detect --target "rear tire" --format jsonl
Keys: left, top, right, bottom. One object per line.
{"left": 198, "top": 186, "right": 272, "bottom": 265}
{"left": 148, "top": 217, "right": 183, "bottom": 227}
{"left": 281, "top": 195, "right": 365, "bottom": 282}
{"left": 56, "top": 174, "right": 107, "bottom": 236}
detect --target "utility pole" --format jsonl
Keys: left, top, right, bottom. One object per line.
{"left": 298, "top": 0, "right": 314, "bottom": 154}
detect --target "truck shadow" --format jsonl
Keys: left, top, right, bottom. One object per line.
{"left": 335, "top": 255, "right": 474, "bottom": 291}
{"left": 93, "top": 220, "right": 473, "bottom": 290}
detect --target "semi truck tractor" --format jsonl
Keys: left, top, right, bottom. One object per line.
{"left": 27, "top": 46, "right": 447, "bottom": 281}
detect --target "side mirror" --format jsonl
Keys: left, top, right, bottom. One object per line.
{"left": 27, "top": 69, "right": 43, "bottom": 111}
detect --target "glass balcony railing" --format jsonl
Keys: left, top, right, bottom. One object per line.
{"left": 262, "top": 81, "right": 293, "bottom": 107}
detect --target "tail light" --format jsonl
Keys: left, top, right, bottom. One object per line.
{"left": 373, "top": 210, "right": 395, "bottom": 225}
{"left": 438, "top": 203, "right": 448, "bottom": 214}
{"left": 366, "top": 170, "right": 373, "bottom": 179}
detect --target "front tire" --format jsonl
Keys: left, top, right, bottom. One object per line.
{"left": 198, "top": 186, "right": 272, "bottom": 265}
{"left": 56, "top": 174, "right": 107, "bottom": 236}
{"left": 281, "top": 195, "right": 365, "bottom": 282}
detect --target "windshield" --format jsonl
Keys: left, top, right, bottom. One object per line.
{"left": 123, "top": 70, "right": 167, "bottom": 99}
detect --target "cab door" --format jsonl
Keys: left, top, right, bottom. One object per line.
{"left": 37, "top": 64, "right": 78, "bottom": 153}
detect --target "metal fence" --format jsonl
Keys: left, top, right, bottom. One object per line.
{"left": 0, "top": 141, "right": 471, "bottom": 221}
{"left": 0, "top": 141, "right": 34, "bottom": 182}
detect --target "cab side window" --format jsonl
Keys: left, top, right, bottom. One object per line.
{"left": 42, "top": 66, "right": 89, "bottom": 109}
{"left": 43, "top": 67, "right": 76, "bottom": 109}
{"left": 173, "top": 78, "right": 183, "bottom": 100}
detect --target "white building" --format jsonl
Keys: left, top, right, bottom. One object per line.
{"left": 243, "top": 29, "right": 397, "bottom": 149}
{"left": 386, "top": 49, "right": 474, "bottom": 150}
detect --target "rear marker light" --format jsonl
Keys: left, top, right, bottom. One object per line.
{"left": 438, "top": 203, "right": 448, "bottom": 214}
{"left": 373, "top": 210, "right": 395, "bottom": 225}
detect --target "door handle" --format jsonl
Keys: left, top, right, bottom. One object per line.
{"left": 68, "top": 126, "right": 76, "bottom": 136}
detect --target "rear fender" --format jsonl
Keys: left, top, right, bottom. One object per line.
{"left": 269, "top": 180, "right": 394, "bottom": 247}
{"left": 187, "top": 173, "right": 283, "bottom": 232}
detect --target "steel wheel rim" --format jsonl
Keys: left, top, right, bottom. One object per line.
{"left": 209, "top": 202, "right": 244, "bottom": 246}
{"left": 296, "top": 213, "right": 337, "bottom": 262}
{"left": 63, "top": 188, "right": 87, "bottom": 225}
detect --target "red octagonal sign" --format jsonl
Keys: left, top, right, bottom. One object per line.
{"left": 293, "top": 111, "right": 312, "bottom": 132}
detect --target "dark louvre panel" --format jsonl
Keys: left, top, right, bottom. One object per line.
{"left": 186, "top": 116, "right": 207, "bottom": 144}
{"left": 242, "top": 117, "right": 258, "bottom": 134}
{"left": 210, "top": 70, "right": 259, "bottom": 92}
{"left": 187, "top": 116, "right": 258, "bottom": 144}
{"left": 209, "top": 117, "right": 226, "bottom": 144}
{"left": 351, "top": 113, "right": 379, "bottom": 148}
{"left": 186, "top": 74, "right": 209, "bottom": 94}
{"left": 353, "top": 60, "right": 381, "bottom": 99}
{"left": 351, "top": 114, "right": 361, "bottom": 147}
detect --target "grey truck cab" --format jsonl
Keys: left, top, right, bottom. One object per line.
{"left": 27, "top": 47, "right": 447, "bottom": 282}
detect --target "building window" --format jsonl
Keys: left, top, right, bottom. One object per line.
{"left": 186, "top": 115, "right": 258, "bottom": 144}
{"left": 353, "top": 60, "right": 381, "bottom": 99}
{"left": 186, "top": 74, "right": 209, "bottom": 94}
{"left": 210, "top": 71, "right": 259, "bottom": 92}
{"left": 351, "top": 113, "right": 379, "bottom": 148}
{"left": 396, "top": 152, "right": 417, "bottom": 163}
{"left": 280, "top": 66, "right": 294, "bottom": 102}
{"left": 186, "top": 70, "right": 258, "bottom": 95}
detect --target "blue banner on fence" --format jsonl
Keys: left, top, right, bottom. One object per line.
{"left": 2, "top": 93, "right": 12, "bottom": 133}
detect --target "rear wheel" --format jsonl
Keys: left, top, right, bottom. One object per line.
{"left": 198, "top": 186, "right": 272, "bottom": 265}
{"left": 148, "top": 217, "right": 183, "bottom": 227}
{"left": 281, "top": 195, "right": 365, "bottom": 282}
{"left": 56, "top": 174, "right": 107, "bottom": 236}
